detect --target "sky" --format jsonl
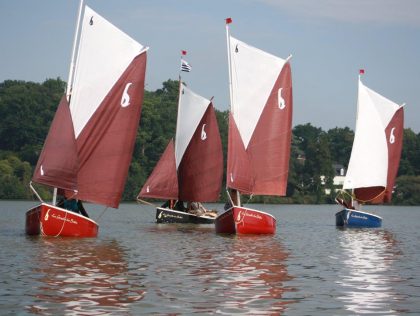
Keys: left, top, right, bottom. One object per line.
{"left": 1, "top": 0, "right": 419, "bottom": 132}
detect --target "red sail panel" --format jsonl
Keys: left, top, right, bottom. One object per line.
{"left": 178, "top": 104, "right": 223, "bottom": 202}
{"left": 248, "top": 62, "right": 293, "bottom": 196}
{"left": 384, "top": 107, "right": 404, "bottom": 202}
{"left": 226, "top": 113, "right": 253, "bottom": 194}
{"left": 75, "top": 53, "right": 147, "bottom": 208}
{"left": 354, "top": 186, "right": 385, "bottom": 203}
{"left": 138, "top": 139, "right": 179, "bottom": 200}
{"left": 32, "top": 96, "right": 79, "bottom": 191}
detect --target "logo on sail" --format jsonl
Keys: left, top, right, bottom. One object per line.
{"left": 40, "top": 165, "right": 45, "bottom": 176}
{"left": 201, "top": 124, "right": 207, "bottom": 140}
{"left": 121, "top": 83, "right": 133, "bottom": 107}
{"left": 389, "top": 127, "right": 396, "bottom": 144}
{"left": 278, "top": 88, "right": 286, "bottom": 110}
{"left": 146, "top": 185, "right": 150, "bottom": 193}
{"left": 230, "top": 173, "right": 234, "bottom": 183}
{"left": 89, "top": 16, "right": 94, "bottom": 26}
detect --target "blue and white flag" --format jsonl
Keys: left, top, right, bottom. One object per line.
{"left": 181, "top": 59, "right": 192, "bottom": 72}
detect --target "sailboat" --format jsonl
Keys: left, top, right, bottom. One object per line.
{"left": 335, "top": 70, "right": 404, "bottom": 228}
{"left": 215, "top": 18, "right": 293, "bottom": 234}
{"left": 25, "top": 1, "right": 148, "bottom": 237}
{"left": 137, "top": 57, "right": 223, "bottom": 224}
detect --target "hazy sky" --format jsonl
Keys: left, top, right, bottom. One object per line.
{"left": 1, "top": 0, "right": 419, "bottom": 132}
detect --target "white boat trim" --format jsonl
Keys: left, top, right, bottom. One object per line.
{"left": 27, "top": 202, "right": 99, "bottom": 225}
{"left": 156, "top": 207, "right": 215, "bottom": 219}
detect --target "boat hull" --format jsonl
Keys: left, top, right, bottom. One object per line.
{"left": 215, "top": 206, "right": 276, "bottom": 234}
{"left": 335, "top": 208, "right": 382, "bottom": 228}
{"left": 25, "top": 203, "right": 99, "bottom": 237}
{"left": 155, "top": 207, "right": 215, "bottom": 224}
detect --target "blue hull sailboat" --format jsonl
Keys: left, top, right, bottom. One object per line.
{"left": 335, "top": 208, "right": 382, "bottom": 228}
{"left": 335, "top": 70, "right": 404, "bottom": 228}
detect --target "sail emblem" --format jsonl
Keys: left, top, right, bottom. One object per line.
{"left": 278, "top": 88, "right": 286, "bottom": 110}
{"left": 89, "top": 16, "right": 94, "bottom": 25}
{"left": 230, "top": 173, "right": 234, "bottom": 183}
{"left": 235, "top": 44, "right": 239, "bottom": 53}
{"left": 389, "top": 127, "right": 396, "bottom": 144}
{"left": 201, "top": 124, "right": 207, "bottom": 141}
{"left": 44, "top": 209, "right": 50, "bottom": 221}
{"left": 146, "top": 185, "right": 150, "bottom": 193}
{"left": 40, "top": 165, "right": 45, "bottom": 176}
{"left": 121, "top": 82, "right": 133, "bottom": 107}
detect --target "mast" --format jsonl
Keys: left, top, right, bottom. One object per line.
{"left": 352, "top": 69, "right": 365, "bottom": 208}
{"left": 174, "top": 50, "right": 186, "bottom": 165}
{"left": 225, "top": 18, "right": 241, "bottom": 206}
{"left": 66, "top": 0, "right": 84, "bottom": 101}
{"left": 225, "top": 18, "right": 234, "bottom": 115}
{"left": 53, "top": 0, "right": 83, "bottom": 205}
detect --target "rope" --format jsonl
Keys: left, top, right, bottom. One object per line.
{"left": 95, "top": 207, "right": 109, "bottom": 222}
{"left": 136, "top": 198, "right": 158, "bottom": 208}
{"left": 39, "top": 207, "right": 68, "bottom": 237}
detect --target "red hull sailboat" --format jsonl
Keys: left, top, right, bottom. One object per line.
{"left": 215, "top": 18, "right": 293, "bottom": 234}
{"left": 26, "top": 1, "right": 148, "bottom": 237}
{"left": 138, "top": 57, "right": 223, "bottom": 224}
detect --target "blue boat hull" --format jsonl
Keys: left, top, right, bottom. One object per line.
{"left": 335, "top": 208, "right": 382, "bottom": 228}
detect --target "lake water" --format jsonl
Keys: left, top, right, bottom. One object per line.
{"left": 1, "top": 201, "right": 420, "bottom": 315}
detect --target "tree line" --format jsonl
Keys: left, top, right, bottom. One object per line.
{"left": 1, "top": 79, "right": 419, "bottom": 205}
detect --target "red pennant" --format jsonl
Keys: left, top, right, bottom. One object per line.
{"left": 225, "top": 17, "right": 232, "bottom": 24}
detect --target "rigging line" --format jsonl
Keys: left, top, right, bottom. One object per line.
{"left": 137, "top": 198, "right": 158, "bottom": 208}
{"left": 95, "top": 207, "right": 109, "bottom": 222}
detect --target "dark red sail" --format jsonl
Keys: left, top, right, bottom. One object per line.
{"left": 138, "top": 140, "right": 179, "bottom": 200}
{"left": 32, "top": 96, "right": 79, "bottom": 191}
{"left": 226, "top": 113, "right": 253, "bottom": 194}
{"left": 248, "top": 62, "right": 292, "bottom": 196}
{"left": 75, "top": 52, "right": 147, "bottom": 208}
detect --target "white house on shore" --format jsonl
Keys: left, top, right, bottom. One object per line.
{"left": 322, "top": 164, "right": 346, "bottom": 195}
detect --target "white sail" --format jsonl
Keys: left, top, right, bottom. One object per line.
{"left": 174, "top": 84, "right": 210, "bottom": 168}
{"left": 229, "top": 36, "right": 286, "bottom": 148}
{"left": 343, "top": 79, "right": 402, "bottom": 190}
{"left": 69, "top": 5, "right": 144, "bottom": 137}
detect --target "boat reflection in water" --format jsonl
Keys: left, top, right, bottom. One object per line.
{"left": 336, "top": 228, "right": 401, "bottom": 314}
{"left": 149, "top": 227, "right": 296, "bottom": 314}
{"left": 212, "top": 235, "right": 296, "bottom": 314}
{"left": 26, "top": 238, "right": 145, "bottom": 315}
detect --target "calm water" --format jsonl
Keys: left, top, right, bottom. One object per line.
{"left": 1, "top": 201, "right": 420, "bottom": 315}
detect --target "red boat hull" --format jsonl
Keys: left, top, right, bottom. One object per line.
{"left": 25, "top": 203, "right": 98, "bottom": 237}
{"left": 215, "top": 206, "right": 276, "bottom": 234}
